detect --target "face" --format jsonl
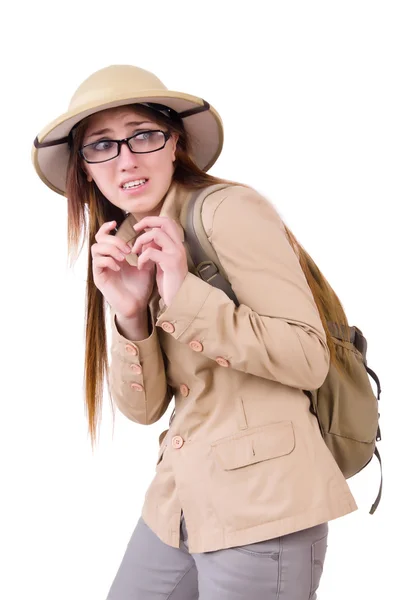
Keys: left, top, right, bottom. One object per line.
{"left": 81, "top": 106, "right": 178, "bottom": 219}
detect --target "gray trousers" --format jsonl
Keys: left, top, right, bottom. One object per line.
{"left": 106, "top": 515, "right": 328, "bottom": 600}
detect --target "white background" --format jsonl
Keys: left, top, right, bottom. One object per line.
{"left": 1, "top": 1, "right": 396, "bottom": 598}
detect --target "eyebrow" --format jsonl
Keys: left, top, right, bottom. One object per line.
{"left": 85, "top": 121, "right": 155, "bottom": 140}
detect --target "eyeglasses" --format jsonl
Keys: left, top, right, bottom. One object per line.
{"left": 79, "top": 129, "right": 171, "bottom": 164}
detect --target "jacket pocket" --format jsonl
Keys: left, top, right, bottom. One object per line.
{"left": 211, "top": 421, "right": 295, "bottom": 471}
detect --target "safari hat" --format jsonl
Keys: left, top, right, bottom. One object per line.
{"left": 32, "top": 65, "right": 224, "bottom": 196}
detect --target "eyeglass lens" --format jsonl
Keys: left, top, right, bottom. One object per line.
{"left": 82, "top": 130, "right": 167, "bottom": 162}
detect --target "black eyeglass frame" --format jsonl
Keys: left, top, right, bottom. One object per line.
{"left": 79, "top": 129, "right": 171, "bottom": 164}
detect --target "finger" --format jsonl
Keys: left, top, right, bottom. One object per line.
{"left": 91, "top": 242, "right": 130, "bottom": 261}
{"left": 93, "top": 256, "right": 121, "bottom": 273}
{"left": 132, "top": 228, "right": 174, "bottom": 254}
{"left": 133, "top": 217, "right": 182, "bottom": 245}
{"left": 94, "top": 222, "right": 131, "bottom": 255}
{"left": 137, "top": 247, "right": 165, "bottom": 270}
{"left": 92, "top": 235, "right": 131, "bottom": 255}
{"left": 95, "top": 226, "right": 131, "bottom": 255}
{"left": 140, "top": 258, "right": 156, "bottom": 273}
{"left": 95, "top": 220, "right": 118, "bottom": 243}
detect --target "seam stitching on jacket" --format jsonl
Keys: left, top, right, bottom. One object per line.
{"left": 206, "top": 193, "right": 230, "bottom": 240}
{"left": 174, "top": 288, "right": 213, "bottom": 339}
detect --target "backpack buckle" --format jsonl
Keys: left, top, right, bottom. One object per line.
{"left": 197, "top": 261, "right": 219, "bottom": 283}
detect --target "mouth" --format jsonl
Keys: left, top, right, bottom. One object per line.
{"left": 120, "top": 178, "right": 148, "bottom": 191}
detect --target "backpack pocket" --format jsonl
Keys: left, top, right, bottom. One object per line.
{"left": 309, "top": 338, "right": 379, "bottom": 478}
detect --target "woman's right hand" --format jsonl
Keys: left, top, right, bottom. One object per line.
{"left": 91, "top": 220, "right": 155, "bottom": 318}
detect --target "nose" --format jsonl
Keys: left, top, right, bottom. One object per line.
{"left": 117, "top": 140, "right": 140, "bottom": 169}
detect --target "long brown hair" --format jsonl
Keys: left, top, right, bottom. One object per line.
{"left": 66, "top": 104, "right": 352, "bottom": 448}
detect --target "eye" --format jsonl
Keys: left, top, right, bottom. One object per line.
{"left": 134, "top": 130, "right": 158, "bottom": 141}
{"left": 92, "top": 140, "right": 116, "bottom": 151}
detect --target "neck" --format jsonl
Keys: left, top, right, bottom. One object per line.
{"left": 131, "top": 181, "right": 178, "bottom": 222}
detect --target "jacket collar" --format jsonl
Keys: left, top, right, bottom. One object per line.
{"left": 159, "top": 181, "right": 199, "bottom": 273}
{"left": 158, "top": 181, "right": 190, "bottom": 242}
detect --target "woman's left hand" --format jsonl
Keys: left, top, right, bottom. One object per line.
{"left": 131, "top": 216, "right": 188, "bottom": 307}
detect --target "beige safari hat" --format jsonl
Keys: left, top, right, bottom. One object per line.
{"left": 32, "top": 65, "right": 224, "bottom": 196}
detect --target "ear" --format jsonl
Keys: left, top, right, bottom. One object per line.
{"left": 171, "top": 133, "right": 179, "bottom": 162}
{"left": 80, "top": 160, "right": 92, "bottom": 183}
{"left": 81, "top": 162, "right": 93, "bottom": 182}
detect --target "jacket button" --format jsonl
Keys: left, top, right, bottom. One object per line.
{"left": 130, "top": 364, "right": 142, "bottom": 375}
{"left": 216, "top": 357, "right": 230, "bottom": 368}
{"left": 189, "top": 340, "right": 203, "bottom": 352}
{"left": 172, "top": 435, "right": 184, "bottom": 449}
{"left": 125, "top": 344, "right": 138, "bottom": 356}
{"left": 161, "top": 321, "right": 175, "bottom": 334}
{"left": 180, "top": 384, "right": 190, "bottom": 397}
{"left": 130, "top": 383, "right": 144, "bottom": 392}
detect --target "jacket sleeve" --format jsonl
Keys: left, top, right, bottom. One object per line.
{"left": 156, "top": 186, "right": 330, "bottom": 390}
{"left": 109, "top": 306, "right": 173, "bottom": 424}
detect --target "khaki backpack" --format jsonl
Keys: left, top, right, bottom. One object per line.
{"left": 181, "top": 184, "right": 382, "bottom": 514}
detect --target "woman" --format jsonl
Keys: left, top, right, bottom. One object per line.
{"left": 32, "top": 64, "right": 357, "bottom": 599}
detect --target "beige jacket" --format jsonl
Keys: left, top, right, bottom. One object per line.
{"left": 109, "top": 182, "right": 357, "bottom": 553}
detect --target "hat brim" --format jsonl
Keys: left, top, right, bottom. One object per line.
{"left": 32, "top": 90, "right": 224, "bottom": 196}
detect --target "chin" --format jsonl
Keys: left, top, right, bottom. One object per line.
{"left": 128, "top": 198, "right": 161, "bottom": 218}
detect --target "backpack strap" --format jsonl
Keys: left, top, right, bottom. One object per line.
{"left": 182, "top": 184, "right": 240, "bottom": 306}
{"left": 366, "top": 366, "right": 382, "bottom": 514}
{"left": 365, "top": 366, "right": 382, "bottom": 404}
{"left": 369, "top": 447, "right": 383, "bottom": 514}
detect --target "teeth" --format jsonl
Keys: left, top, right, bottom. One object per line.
{"left": 122, "top": 179, "right": 146, "bottom": 189}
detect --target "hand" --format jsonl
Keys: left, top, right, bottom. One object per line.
{"left": 132, "top": 216, "right": 188, "bottom": 307}
{"left": 91, "top": 220, "right": 155, "bottom": 318}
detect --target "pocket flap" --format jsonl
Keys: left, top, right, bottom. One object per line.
{"left": 211, "top": 421, "right": 295, "bottom": 471}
